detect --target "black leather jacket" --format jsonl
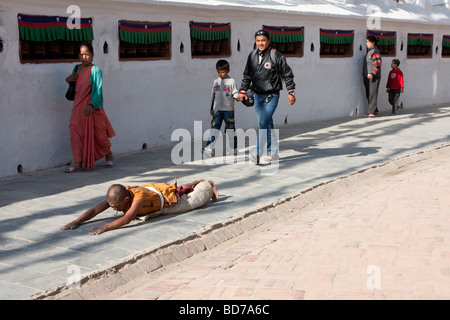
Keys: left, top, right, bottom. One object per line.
{"left": 239, "top": 47, "right": 295, "bottom": 94}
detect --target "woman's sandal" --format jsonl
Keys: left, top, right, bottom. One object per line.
{"left": 65, "top": 166, "right": 82, "bottom": 173}
{"left": 104, "top": 160, "right": 114, "bottom": 168}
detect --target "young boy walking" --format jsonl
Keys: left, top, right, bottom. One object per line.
{"left": 204, "top": 60, "right": 239, "bottom": 156}
{"left": 386, "top": 59, "right": 404, "bottom": 115}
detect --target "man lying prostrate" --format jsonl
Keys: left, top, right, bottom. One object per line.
{"left": 60, "top": 179, "right": 219, "bottom": 235}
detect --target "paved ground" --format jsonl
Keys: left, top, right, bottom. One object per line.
{"left": 116, "top": 142, "right": 450, "bottom": 300}
{"left": 1, "top": 104, "right": 450, "bottom": 300}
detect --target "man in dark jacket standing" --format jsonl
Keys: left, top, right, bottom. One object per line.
{"left": 237, "top": 29, "right": 296, "bottom": 164}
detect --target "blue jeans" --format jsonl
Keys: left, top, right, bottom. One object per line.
{"left": 206, "top": 110, "right": 237, "bottom": 149}
{"left": 253, "top": 92, "right": 279, "bottom": 155}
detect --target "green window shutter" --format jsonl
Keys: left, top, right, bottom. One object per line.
{"left": 367, "top": 30, "right": 396, "bottom": 46}
{"left": 408, "top": 33, "right": 433, "bottom": 46}
{"left": 190, "top": 22, "right": 231, "bottom": 41}
{"left": 443, "top": 35, "right": 450, "bottom": 48}
{"left": 320, "top": 29, "right": 354, "bottom": 45}
{"left": 262, "top": 26, "right": 304, "bottom": 43}
{"left": 119, "top": 21, "right": 171, "bottom": 44}
{"left": 18, "top": 14, "right": 93, "bottom": 42}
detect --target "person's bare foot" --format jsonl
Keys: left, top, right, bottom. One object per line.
{"left": 209, "top": 180, "right": 219, "bottom": 201}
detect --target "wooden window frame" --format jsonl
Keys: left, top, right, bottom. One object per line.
{"left": 20, "top": 39, "right": 88, "bottom": 64}
{"left": 271, "top": 41, "right": 304, "bottom": 58}
{"left": 442, "top": 36, "right": 450, "bottom": 58}
{"left": 262, "top": 26, "right": 304, "bottom": 58}
{"left": 190, "top": 22, "right": 231, "bottom": 59}
{"left": 442, "top": 46, "right": 450, "bottom": 58}
{"left": 320, "top": 29, "right": 354, "bottom": 58}
{"left": 191, "top": 38, "right": 231, "bottom": 59}
{"left": 378, "top": 44, "right": 396, "bottom": 57}
{"left": 118, "top": 20, "right": 172, "bottom": 61}
{"left": 407, "top": 33, "right": 433, "bottom": 59}
{"left": 320, "top": 42, "right": 354, "bottom": 58}
{"left": 367, "top": 31, "right": 397, "bottom": 57}
{"left": 407, "top": 45, "right": 433, "bottom": 59}
{"left": 18, "top": 14, "right": 93, "bottom": 64}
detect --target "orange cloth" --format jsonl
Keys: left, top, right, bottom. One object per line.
{"left": 126, "top": 183, "right": 178, "bottom": 216}
{"left": 69, "top": 66, "right": 115, "bottom": 169}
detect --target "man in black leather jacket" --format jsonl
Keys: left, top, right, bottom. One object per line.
{"left": 237, "top": 29, "right": 296, "bottom": 163}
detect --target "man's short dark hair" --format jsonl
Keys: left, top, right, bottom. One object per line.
{"left": 392, "top": 59, "right": 400, "bottom": 67}
{"left": 255, "top": 29, "right": 270, "bottom": 39}
{"left": 216, "top": 59, "right": 230, "bottom": 71}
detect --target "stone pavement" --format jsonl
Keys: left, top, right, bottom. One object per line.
{"left": 1, "top": 104, "right": 450, "bottom": 300}
{"left": 117, "top": 142, "right": 450, "bottom": 300}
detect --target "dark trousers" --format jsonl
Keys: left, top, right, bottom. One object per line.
{"left": 364, "top": 76, "right": 380, "bottom": 115}
{"left": 388, "top": 89, "right": 401, "bottom": 113}
{"left": 206, "top": 110, "right": 237, "bottom": 150}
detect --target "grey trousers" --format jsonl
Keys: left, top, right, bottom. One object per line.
{"left": 364, "top": 76, "right": 381, "bottom": 114}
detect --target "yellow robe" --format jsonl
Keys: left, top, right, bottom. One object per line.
{"left": 126, "top": 183, "right": 177, "bottom": 216}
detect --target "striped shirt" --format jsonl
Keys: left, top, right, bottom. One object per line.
{"left": 366, "top": 47, "right": 382, "bottom": 77}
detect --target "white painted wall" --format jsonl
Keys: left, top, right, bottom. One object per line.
{"left": 0, "top": 0, "right": 449, "bottom": 178}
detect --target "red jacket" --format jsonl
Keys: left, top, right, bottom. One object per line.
{"left": 386, "top": 68, "right": 404, "bottom": 90}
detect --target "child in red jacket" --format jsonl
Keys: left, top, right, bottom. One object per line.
{"left": 386, "top": 59, "right": 404, "bottom": 115}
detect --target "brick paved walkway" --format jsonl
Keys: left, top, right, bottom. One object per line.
{"left": 2, "top": 105, "right": 450, "bottom": 300}
{"left": 118, "top": 145, "right": 450, "bottom": 300}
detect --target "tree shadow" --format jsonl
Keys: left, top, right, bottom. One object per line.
{"left": 1, "top": 104, "right": 450, "bottom": 299}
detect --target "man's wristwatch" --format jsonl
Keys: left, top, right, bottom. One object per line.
{"left": 288, "top": 91, "right": 295, "bottom": 96}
